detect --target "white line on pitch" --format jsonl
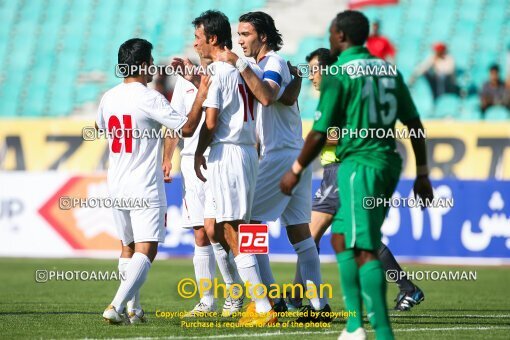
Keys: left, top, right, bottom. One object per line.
{"left": 125, "top": 326, "right": 510, "bottom": 339}
{"left": 389, "top": 314, "right": 510, "bottom": 318}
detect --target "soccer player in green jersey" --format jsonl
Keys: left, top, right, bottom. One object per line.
{"left": 287, "top": 48, "right": 425, "bottom": 314}
{"left": 280, "top": 10, "right": 433, "bottom": 340}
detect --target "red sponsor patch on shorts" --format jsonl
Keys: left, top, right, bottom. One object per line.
{"left": 239, "top": 224, "right": 269, "bottom": 254}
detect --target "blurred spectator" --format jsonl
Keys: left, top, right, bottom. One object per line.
{"left": 480, "top": 64, "right": 509, "bottom": 115}
{"left": 366, "top": 20, "right": 395, "bottom": 62}
{"left": 506, "top": 77, "right": 510, "bottom": 106}
{"left": 410, "top": 43, "right": 459, "bottom": 101}
{"left": 154, "top": 70, "right": 173, "bottom": 101}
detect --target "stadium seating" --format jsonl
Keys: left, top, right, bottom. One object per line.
{"left": 0, "top": 0, "right": 508, "bottom": 120}
{"left": 484, "top": 105, "right": 510, "bottom": 120}
{"left": 281, "top": 0, "right": 510, "bottom": 120}
{"left": 0, "top": 0, "right": 266, "bottom": 117}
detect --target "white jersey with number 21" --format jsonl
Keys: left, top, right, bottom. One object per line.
{"left": 96, "top": 82, "right": 187, "bottom": 209}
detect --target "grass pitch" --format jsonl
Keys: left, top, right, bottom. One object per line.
{"left": 0, "top": 258, "right": 509, "bottom": 339}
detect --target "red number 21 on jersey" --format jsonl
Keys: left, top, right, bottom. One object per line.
{"left": 108, "top": 114, "right": 132, "bottom": 153}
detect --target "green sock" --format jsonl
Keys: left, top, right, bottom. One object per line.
{"left": 359, "top": 260, "right": 394, "bottom": 340}
{"left": 336, "top": 250, "right": 363, "bottom": 332}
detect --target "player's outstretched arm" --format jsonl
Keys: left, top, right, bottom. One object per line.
{"left": 280, "top": 130, "right": 327, "bottom": 195}
{"left": 181, "top": 75, "right": 211, "bottom": 137}
{"left": 217, "top": 48, "right": 279, "bottom": 106}
{"left": 194, "top": 107, "right": 218, "bottom": 182}
{"left": 279, "top": 61, "right": 302, "bottom": 106}
{"left": 405, "top": 117, "right": 434, "bottom": 206}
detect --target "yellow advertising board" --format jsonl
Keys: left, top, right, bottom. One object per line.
{"left": 1, "top": 119, "right": 510, "bottom": 179}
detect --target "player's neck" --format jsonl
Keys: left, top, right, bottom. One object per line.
{"left": 209, "top": 47, "right": 224, "bottom": 62}
{"left": 256, "top": 46, "right": 272, "bottom": 63}
{"left": 124, "top": 77, "right": 147, "bottom": 86}
{"left": 339, "top": 43, "right": 355, "bottom": 54}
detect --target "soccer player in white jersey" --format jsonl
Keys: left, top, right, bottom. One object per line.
{"left": 165, "top": 58, "right": 243, "bottom": 317}
{"left": 218, "top": 11, "right": 331, "bottom": 322}
{"left": 98, "top": 38, "right": 205, "bottom": 324}
{"left": 187, "top": 11, "right": 277, "bottom": 326}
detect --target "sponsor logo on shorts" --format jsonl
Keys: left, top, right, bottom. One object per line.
{"left": 239, "top": 224, "right": 269, "bottom": 254}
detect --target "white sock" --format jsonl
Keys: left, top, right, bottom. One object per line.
{"left": 111, "top": 252, "right": 151, "bottom": 313}
{"left": 256, "top": 254, "right": 276, "bottom": 290}
{"left": 293, "top": 237, "right": 327, "bottom": 310}
{"left": 234, "top": 253, "right": 271, "bottom": 313}
{"left": 228, "top": 251, "right": 243, "bottom": 284}
{"left": 193, "top": 245, "right": 215, "bottom": 307}
{"left": 118, "top": 258, "right": 142, "bottom": 313}
{"left": 212, "top": 243, "right": 240, "bottom": 289}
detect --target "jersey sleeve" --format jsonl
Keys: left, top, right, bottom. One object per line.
{"left": 202, "top": 74, "right": 221, "bottom": 109}
{"left": 262, "top": 55, "right": 284, "bottom": 87}
{"left": 312, "top": 74, "right": 343, "bottom": 133}
{"left": 144, "top": 91, "right": 188, "bottom": 130}
{"left": 395, "top": 72, "right": 420, "bottom": 123}
{"left": 96, "top": 95, "right": 106, "bottom": 129}
{"left": 170, "top": 77, "right": 187, "bottom": 116}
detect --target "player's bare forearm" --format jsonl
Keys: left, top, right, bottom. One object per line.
{"left": 405, "top": 118, "right": 428, "bottom": 171}
{"left": 195, "top": 107, "right": 218, "bottom": 157}
{"left": 240, "top": 66, "right": 279, "bottom": 106}
{"left": 162, "top": 135, "right": 178, "bottom": 183}
{"left": 217, "top": 49, "right": 278, "bottom": 106}
{"left": 405, "top": 117, "right": 434, "bottom": 204}
{"left": 194, "top": 109, "right": 217, "bottom": 182}
{"left": 163, "top": 134, "right": 179, "bottom": 162}
{"left": 281, "top": 130, "right": 326, "bottom": 195}
{"left": 195, "top": 124, "right": 213, "bottom": 157}
{"left": 297, "top": 130, "right": 328, "bottom": 168}
{"left": 279, "top": 77, "right": 302, "bottom": 106}
{"left": 181, "top": 76, "right": 211, "bottom": 137}
{"left": 181, "top": 96, "right": 205, "bottom": 137}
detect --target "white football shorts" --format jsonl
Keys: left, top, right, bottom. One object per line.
{"left": 251, "top": 149, "right": 312, "bottom": 226}
{"left": 112, "top": 206, "right": 167, "bottom": 245}
{"left": 207, "top": 143, "right": 258, "bottom": 223}
{"left": 180, "top": 155, "right": 215, "bottom": 228}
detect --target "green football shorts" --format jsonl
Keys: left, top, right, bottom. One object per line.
{"left": 332, "top": 158, "right": 401, "bottom": 251}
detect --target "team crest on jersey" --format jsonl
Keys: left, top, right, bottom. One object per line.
{"left": 314, "top": 110, "right": 322, "bottom": 121}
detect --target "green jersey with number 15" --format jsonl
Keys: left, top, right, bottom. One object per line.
{"left": 312, "top": 46, "right": 419, "bottom": 171}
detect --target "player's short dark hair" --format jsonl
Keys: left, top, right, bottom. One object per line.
{"left": 306, "top": 48, "right": 337, "bottom": 66}
{"left": 118, "top": 38, "right": 153, "bottom": 67}
{"left": 239, "top": 11, "right": 283, "bottom": 51}
{"left": 333, "top": 10, "right": 369, "bottom": 46}
{"left": 489, "top": 64, "right": 500, "bottom": 72}
{"left": 192, "top": 10, "right": 232, "bottom": 49}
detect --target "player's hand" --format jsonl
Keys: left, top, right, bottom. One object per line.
{"left": 287, "top": 61, "right": 302, "bottom": 78}
{"left": 194, "top": 154, "right": 207, "bottom": 182}
{"left": 171, "top": 57, "right": 197, "bottom": 82}
{"left": 162, "top": 159, "right": 172, "bottom": 183}
{"left": 413, "top": 175, "right": 434, "bottom": 209}
{"left": 280, "top": 170, "right": 300, "bottom": 196}
{"left": 217, "top": 47, "right": 239, "bottom": 66}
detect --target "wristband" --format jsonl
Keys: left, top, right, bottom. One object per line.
{"left": 291, "top": 160, "right": 303, "bottom": 176}
{"left": 417, "top": 165, "right": 429, "bottom": 176}
{"left": 235, "top": 58, "right": 249, "bottom": 72}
